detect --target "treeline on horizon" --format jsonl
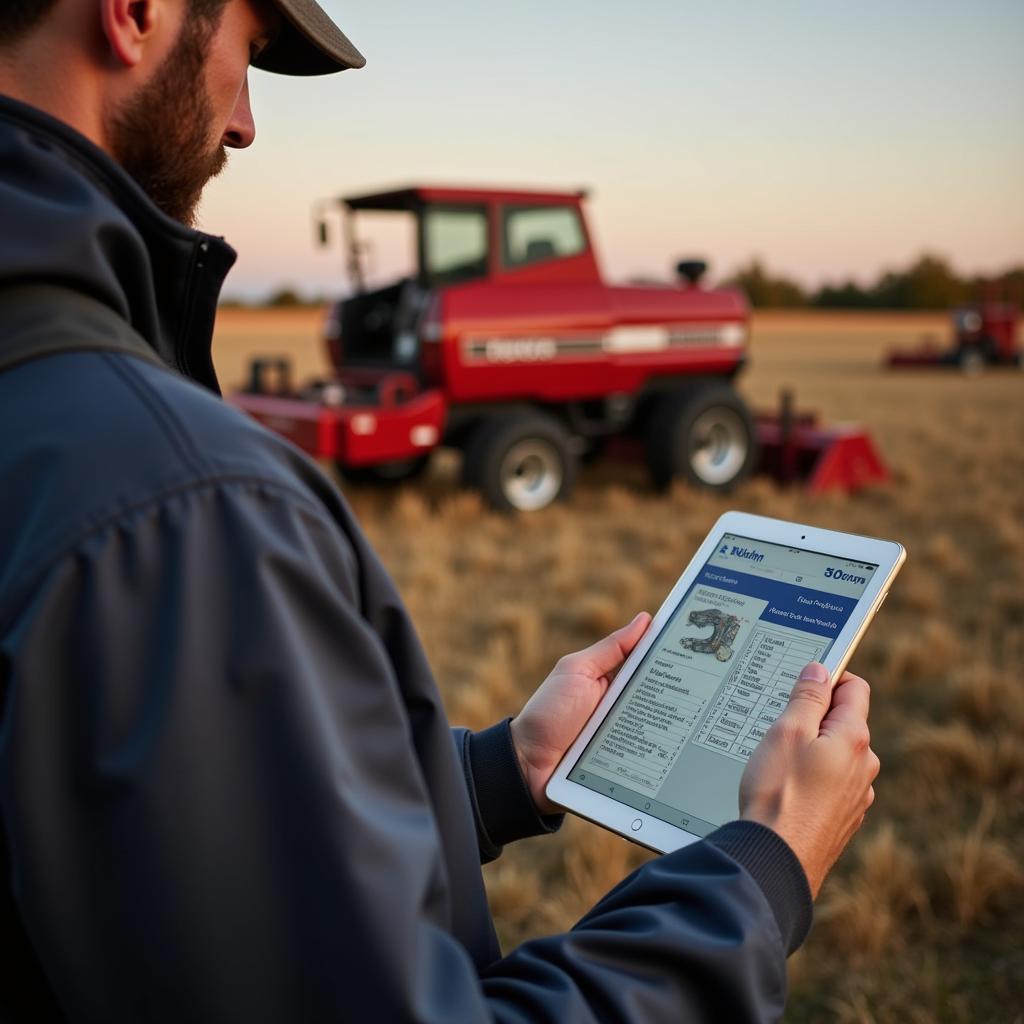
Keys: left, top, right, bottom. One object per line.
{"left": 220, "top": 252, "right": 1023, "bottom": 311}
{"left": 724, "top": 253, "right": 1023, "bottom": 310}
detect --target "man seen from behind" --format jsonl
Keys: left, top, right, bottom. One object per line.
{"left": 0, "top": 1, "right": 880, "bottom": 1020}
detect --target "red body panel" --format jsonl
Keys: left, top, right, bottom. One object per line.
{"left": 231, "top": 390, "right": 447, "bottom": 465}
{"left": 433, "top": 280, "right": 747, "bottom": 403}
{"left": 979, "top": 304, "right": 1020, "bottom": 357}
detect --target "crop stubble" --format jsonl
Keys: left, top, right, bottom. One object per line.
{"left": 215, "top": 309, "right": 1024, "bottom": 1023}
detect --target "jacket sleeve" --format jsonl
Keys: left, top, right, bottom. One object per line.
{"left": 1, "top": 478, "right": 809, "bottom": 1024}
{"left": 453, "top": 721, "right": 563, "bottom": 864}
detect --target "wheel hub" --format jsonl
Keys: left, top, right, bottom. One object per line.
{"left": 500, "top": 439, "right": 563, "bottom": 511}
{"left": 688, "top": 408, "right": 748, "bottom": 485}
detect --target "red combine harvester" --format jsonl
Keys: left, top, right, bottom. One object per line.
{"left": 886, "top": 303, "right": 1022, "bottom": 373}
{"left": 233, "top": 185, "right": 888, "bottom": 511}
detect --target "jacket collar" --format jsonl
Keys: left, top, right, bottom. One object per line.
{"left": 0, "top": 94, "right": 236, "bottom": 393}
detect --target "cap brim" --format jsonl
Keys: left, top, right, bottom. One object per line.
{"left": 254, "top": 0, "right": 366, "bottom": 76}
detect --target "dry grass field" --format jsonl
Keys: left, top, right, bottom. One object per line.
{"left": 215, "top": 308, "right": 1024, "bottom": 1023}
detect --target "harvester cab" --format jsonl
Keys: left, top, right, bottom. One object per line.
{"left": 316, "top": 186, "right": 607, "bottom": 394}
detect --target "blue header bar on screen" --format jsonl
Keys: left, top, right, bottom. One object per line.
{"left": 693, "top": 565, "right": 859, "bottom": 639}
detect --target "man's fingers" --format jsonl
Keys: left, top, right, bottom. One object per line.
{"left": 821, "top": 673, "right": 871, "bottom": 732}
{"left": 563, "top": 612, "right": 651, "bottom": 678}
{"left": 776, "top": 662, "right": 834, "bottom": 738}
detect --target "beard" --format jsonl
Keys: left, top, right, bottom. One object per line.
{"left": 106, "top": 14, "right": 229, "bottom": 227}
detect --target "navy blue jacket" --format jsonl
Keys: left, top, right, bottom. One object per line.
{"left": 0, "top": 95, "right": 812, "bottom": 1022}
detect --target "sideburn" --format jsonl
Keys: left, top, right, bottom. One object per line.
{"left": 107, "top": 13, "right": 229, "bottom": 226}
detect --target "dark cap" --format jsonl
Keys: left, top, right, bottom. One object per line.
{"left": 253, "top": 0, "right": 366, "bottom": 76}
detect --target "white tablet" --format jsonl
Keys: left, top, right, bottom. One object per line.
{"left": 545, "top": 511, "right": 905, "bottom": 853}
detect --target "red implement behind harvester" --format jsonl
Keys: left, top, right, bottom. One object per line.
{"left": 886, "top": 303, "right": 1022, "bottom": 373}
{"left": 756, "top": 392, "right": 889, "bottom": 495}
{"left": 232, "top": 185, "right": 888, "bottom": 511}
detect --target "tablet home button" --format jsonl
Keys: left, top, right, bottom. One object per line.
{"left": 630, "top": 818, "right": 643, "bottom": 832}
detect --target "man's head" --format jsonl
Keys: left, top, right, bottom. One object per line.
{"left": 0, "top": 2, "right": 61, "bottom": 45}
{"left": 0, "top": 0, "right": 363, "bottom": 225}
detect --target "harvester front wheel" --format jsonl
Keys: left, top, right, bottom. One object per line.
{"left": 647, "top": 384, "right": 756, "bottom": 491}
{"left": 957, "top": 347, "right": 985, "bottom": 375}
{"left": 463, "top": 413, "right": 576, "bottom": 513}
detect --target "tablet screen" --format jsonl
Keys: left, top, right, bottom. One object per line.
{"left": 568, "top": 533, "right": 878, "bottom": 836}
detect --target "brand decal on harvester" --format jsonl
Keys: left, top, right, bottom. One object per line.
{"left": 729, "top": 545, "right": 765, "bottom": 563}
{"left": 484, "top": 338, "right": 559, "bottom": 363}
{"left": 460, "top": 323, "right": 746, "bottom": 365}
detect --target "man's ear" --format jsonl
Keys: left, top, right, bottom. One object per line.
{"left": 100, "top": 0, "right": 160, "bottom": 68}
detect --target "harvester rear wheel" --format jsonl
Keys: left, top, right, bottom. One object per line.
{"left": 647, "top": 383, "right": 756, "bottom": 491}
{"left": 463, "top": 413, "right": 576, "bottom": 513}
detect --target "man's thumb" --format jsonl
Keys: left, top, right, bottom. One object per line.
{"left": 779, "top": 662, "right": 832, "bottom": 736}
{"left": 582, "top": 612, "right": 651, "bottom": 676}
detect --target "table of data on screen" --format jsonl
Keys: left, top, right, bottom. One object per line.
{"left": 694, "top": 627, "right": 828, "bottom": 763}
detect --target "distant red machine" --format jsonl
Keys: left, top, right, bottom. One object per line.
{"left": 233, "top": 185, "right": 888, "bottom": 510}
{"left": 886, "top": 303, "right": 1022, "bottom": 372}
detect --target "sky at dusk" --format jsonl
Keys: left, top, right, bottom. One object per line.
{"left": 199, "top": 0, "right": 1024, "bottom": 301}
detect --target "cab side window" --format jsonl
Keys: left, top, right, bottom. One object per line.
{"left": 503, "top": 205, "right": 586, "bottom": 269}
{"left": 423, "top": 205, "right": 489, "bottom": 285}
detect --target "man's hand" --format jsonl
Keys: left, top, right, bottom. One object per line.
{"left": 510, "top": 613, "right": 651, "bottom": 815}
{"left": 739, "top": 662, "right": 880, "bottom": 898}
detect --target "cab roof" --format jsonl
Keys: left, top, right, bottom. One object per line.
{"left": 342, "top": 185, "right": 589, "bottom": 212}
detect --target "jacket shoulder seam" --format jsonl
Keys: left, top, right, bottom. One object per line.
{"left": 101, "top": 353, "right": 205, "bottom": 475}
{"left": 0, "top": 474, "right": 338, "bottom": 636}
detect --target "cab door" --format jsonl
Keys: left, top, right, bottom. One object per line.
{"left": 443, "top": 201, "right": 615, "bottom": 403}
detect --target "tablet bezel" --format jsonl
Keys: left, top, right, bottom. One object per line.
{"left": 544, "top": 510, "right": 906, "bottom": 853}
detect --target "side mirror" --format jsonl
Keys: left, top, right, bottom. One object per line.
{"left": 676, "top": 259, "right": 708, "bottom": 286}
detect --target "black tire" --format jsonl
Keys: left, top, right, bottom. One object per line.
{"left": 463, "top": 413, "right": 576, "bottom": 512}
{"left": 339, "top": 455, "right": 431, "bottom": 486}
{"left": 957, "top": 347, "right": 985, "bottom": 375}
{"left": 647, "top": 383, "right": 757, "bottom": 491}
{"left": 579, "top": 436, "right": 608, "bottom": 465}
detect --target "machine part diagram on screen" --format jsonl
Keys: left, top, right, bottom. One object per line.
{"left": 679, "top": 608, "right": 742, "bottom": 662}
